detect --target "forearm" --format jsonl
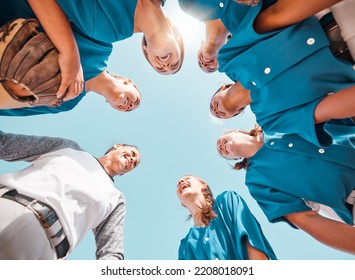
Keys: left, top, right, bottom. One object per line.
{"left": 286, "top": 210, "right": 355, "bottom": 254}
{"left": 0, "top": 131, "right": 82, "bottom": 162}
{"left": 93, "top": 193, "right": 125, "bottom": 260}
{"left": 254, "top": 0, "right": 343, "bottom": 33}
{"left": 204, "top": 19, "right": 229, "bottom": 57}
{"left": 246, "top": 240, "right": 268, "bottom": 260}
{"left": 314, "top": 86, "right": 355, "bottom": 124}
{"left": 27, "top": 0, "right": 79, "bottom": 56}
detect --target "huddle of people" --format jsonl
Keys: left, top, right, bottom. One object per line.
{"left": 0, "top": 0, "right": 354, "bottom": 260}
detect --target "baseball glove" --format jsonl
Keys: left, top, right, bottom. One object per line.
{"left": 0, "top": 18, "right": 63, "bottom": 109}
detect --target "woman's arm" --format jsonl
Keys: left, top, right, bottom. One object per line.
{"left": 198, "top": 19, "right": 229, "bottom": 73}
{"left": 246, "top": 240, "right": 269, "bottom": 260}
{"left": 27, "top": 0, "right": 83, "bottom": 101}
{"left": 314, "top": 86, "right": 355, "bottom": 124}
{"left": 254, "top": 0, "right": 343, "bottom": 33}
{"left": 285, "top": 210, "right": 355, "bottom": 254}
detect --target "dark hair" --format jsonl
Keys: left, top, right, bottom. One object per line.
{"left": 104, "top": 144, "right": 138, "bottom": 155}
{"left": 186, "top": 177, "right": 217, "bottom": 226}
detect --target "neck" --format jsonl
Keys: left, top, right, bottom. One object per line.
{"left": 97, "top": 156, "right": 116, "bottom": 177}
{"left": 85, "top": 71, "right": 114, "bottom": 100}
{"left": 134, "top": 0, "right": 168, "bottom": 37}
{"left": 186, "top": 202, "right": 207, "bottom": 227}
{"left": 242, "top": 133, "right": 263, "bottom": 158}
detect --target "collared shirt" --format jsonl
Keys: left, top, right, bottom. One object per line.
{"left": 178, "top": 191, "right": 277, "bottom": 260}
{"left": 246, "top": 128, "right": 355, "bottom": 226}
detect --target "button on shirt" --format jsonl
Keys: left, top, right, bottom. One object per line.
{"left": 247, "top": 132, "right": 355, "bottom": 226}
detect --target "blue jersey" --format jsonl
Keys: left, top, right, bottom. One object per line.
{"left": 178, "top": 191, "right": 277, "bottom": 260}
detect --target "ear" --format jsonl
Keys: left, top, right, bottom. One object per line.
{"left": 181, "top": 202, "right": 186, "bottom": 208}
{"left": 113, "top": 144, "right": 122, "bottom": 150}
{"left": 142, "top": 45, "right": 148, "bottom": 56}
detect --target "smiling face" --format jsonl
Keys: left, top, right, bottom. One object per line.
{"left": 210, "top": 82, "right": 251, "bottom": 119}
{"left": 176, "top": 175, "right": 207, "bottom": 207}
{"left": 217, "top": 131, "right": 245, "bottom": 159}
{"left": 108, "top": 144, "right": 141, "bottom": 176}
{"left": 141, "top": 16, "right": 184, "bottom": 75}
{"left": 108, "top": 75, "right": 141, "bottom": 112}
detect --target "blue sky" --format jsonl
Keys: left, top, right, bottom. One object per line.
{"left": 0, "top": 1, "right": 354, "bottom": 260}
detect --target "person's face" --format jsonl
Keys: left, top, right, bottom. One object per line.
{"left": 109, "top": 144, "right": 141, "bottom": 176}
{"left": 143, "top": 34, "right": 182, "bottom": 75}
{"left": 197, "top": 42, "right": 219, "bottom": 73}
{"left": 216, "top": 131, "right": 247, "bottom": 159}
{"left": 108, "top": 76, "right": 141, "bottom": 112}
{"left": 210, "top": 82, "right": 251, "bottom": 119}
{"left": 176, "top": 175, "right": 206, "bottom": 207}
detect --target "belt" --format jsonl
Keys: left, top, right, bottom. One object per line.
{"left": 1, "top": 188, "right": 69, "bottom": 259}
{"left": 322, "top": 18, "right": 353, "bottom": 64}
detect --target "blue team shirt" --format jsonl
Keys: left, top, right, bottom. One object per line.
{"left": 178, "top": 191, "right": 277, "bottom": 260}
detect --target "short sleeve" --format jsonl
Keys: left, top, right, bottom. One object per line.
{"left": 260, "top": 98, "right": 333, "bottom": 147}
{"left": 246, "top": 182, "right": 311, "bottom": 226}
{"left": 216, "top": 191, "right": 277, "bottom": 259}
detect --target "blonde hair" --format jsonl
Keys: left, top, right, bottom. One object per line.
{"left": 186, "top": 177, "right": 217, "bottom": 226}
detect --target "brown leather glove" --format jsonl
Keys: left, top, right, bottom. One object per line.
{"left": 0, "top": 18, "right": 63, "bottom": 109}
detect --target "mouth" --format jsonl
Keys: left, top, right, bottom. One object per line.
{"left": 218, "top": 139, "right": 229, "bottom": 155}
{"left": 123, "top": 155, "right": 130, "bottom": 169}
{"left": 178, "top": 181, "right": 190, "bottom": 194}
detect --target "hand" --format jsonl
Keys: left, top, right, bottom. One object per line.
{"left": 234, "top": 0, "right": 260, "bottom": 6}
{"left": 197, "top": 41, "right": 219, "bottom": 73}
{"left": 56, "top": 52, "right": 84, "bottom": 101}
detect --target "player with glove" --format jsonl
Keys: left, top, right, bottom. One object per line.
{"left": 0, "top": 18, "right": 141, "bottom": 114}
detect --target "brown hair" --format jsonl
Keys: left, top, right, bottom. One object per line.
{"left": 186, "top": 177, "right": 217, "bottom": 226}
{"left": 227, "top": 124, "right": 263, "bottom": 170}
{"left": 141, "top": 15, "right": 185, "bottom": 74}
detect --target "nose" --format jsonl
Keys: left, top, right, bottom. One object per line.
{"left": 211, "top": 102, "right": 219, "bottom": 117}
{"left": 177, "top": 179, "right": 185, "bottom": 188}
{"left": 217, "top": 139, "right": 226, "bottom": 154}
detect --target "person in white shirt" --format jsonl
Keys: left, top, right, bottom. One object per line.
{"left": 0, "top": 131, "right": 140, "bottom": 260}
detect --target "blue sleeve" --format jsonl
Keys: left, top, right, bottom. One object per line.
{"left": 217, "top": 191, "right": 277, "bottom": 259}
{"left": 72, "top": 28, "right": 112, "bottom": 80}
{"left": 178, "top": 241, "right": 186, "bottom": 260}
{"left": 260, "top": 98, "right": 333, "bottom": 147}
{"left": 246, "top": 182, "right": 311, "bottom": 227}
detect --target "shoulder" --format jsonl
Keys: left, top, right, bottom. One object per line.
{"left": 216, "top": 190, "right": 242, "bottom": 202}
{"left": 215, "top": 190, "right": 245, "bottom": 210}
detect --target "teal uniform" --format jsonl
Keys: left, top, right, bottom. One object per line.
{"left": 246, "top": 124, "right": 355, "bottom": 227}
{"left": 178, "top": 191, "right": 277, "bottom": 260}
{"left": 0, "top": 0, "right": 165, "bottom": 116}
{"left": 179, "top": 0, "right": 355, "bottom": 147}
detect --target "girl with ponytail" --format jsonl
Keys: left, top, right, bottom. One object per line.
{"left": 217, "top": 123, "right": 355, "bottom": 255}
{"left": 176, "top": 175, "right": 277, "bottom": 260}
